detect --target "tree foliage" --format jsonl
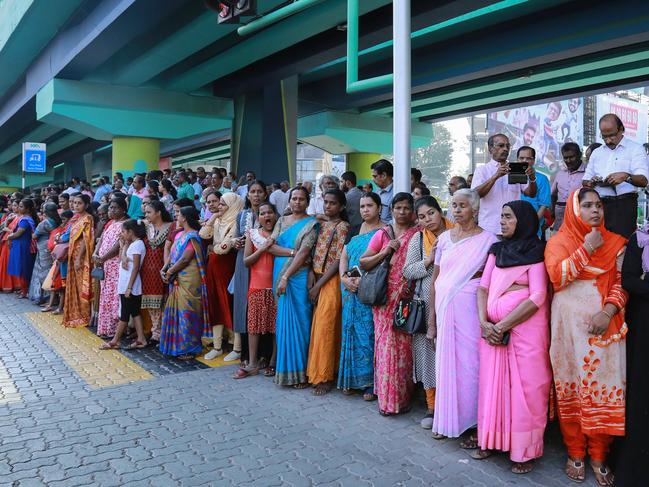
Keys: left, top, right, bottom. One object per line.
{"left": 412, "top": 124, "right": 454, "bottom": 197}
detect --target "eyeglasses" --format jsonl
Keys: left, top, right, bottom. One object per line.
{"left": 600, "top": 129, "right": 621, "bottom": 141}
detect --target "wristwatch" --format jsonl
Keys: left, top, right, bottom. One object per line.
{"left": 625, "top": 175, "right": 633, "bottom": 184}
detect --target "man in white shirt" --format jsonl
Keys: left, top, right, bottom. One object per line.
{"left": 583, "top": 113, "right": 649, "bottom": 237}
{"left": 307, "top": 175, "right": 339, "bottom": 220}
{"left": 236, "top": 171, "right": 256, "bottom": 199}
{"left": 471, "top": 133, "right": 537, "bottom": 235}
{"left": 269, "top": 180, "right": 290, "bottom": 216}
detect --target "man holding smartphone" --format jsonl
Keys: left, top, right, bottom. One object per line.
{"left": 471, "top": 133, "right": 537, "bottom": 235}
{"left": 583, "top": 113, "right": 648, "bottom": 238}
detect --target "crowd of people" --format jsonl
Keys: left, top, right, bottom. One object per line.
{"left": 0, "top": 112, "right": 647, "bottom": 485}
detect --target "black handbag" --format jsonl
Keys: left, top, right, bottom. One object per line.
{"left": 393, "top": 232, "right": 428, "bottom": 335}
{"left": 358, "top": 226, "right": 394, "bottom": 306}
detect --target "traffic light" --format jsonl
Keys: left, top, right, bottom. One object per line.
{"left": 204, "top": 0, "right": 256, "bottom": 25}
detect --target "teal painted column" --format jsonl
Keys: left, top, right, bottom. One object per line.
{"left": 231, "top": 77, "right": 297, "bottom": 184}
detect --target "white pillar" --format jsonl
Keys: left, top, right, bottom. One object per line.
{"left": 393, "top": 0, "right": 411, "bottom": 194}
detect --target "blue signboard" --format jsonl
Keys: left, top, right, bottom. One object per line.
{"left": 22, "top": 142, "right": 47, "bottom": 173}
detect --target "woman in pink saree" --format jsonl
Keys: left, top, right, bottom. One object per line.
{"left": 360, "top": 192, "right": 417, "bottom": 415}
{"left": 473, "top": 200, "right": 551, "bottom": 474}
{"left": 430, "top": 189, "right": 498, "bottom": 441}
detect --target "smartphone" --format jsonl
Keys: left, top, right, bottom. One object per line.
{"left": 501, "top": 332, "right": 511, "bottom": 345}
{"left": 348, "top": 266, "right": 362, "bottom": 278}
{"left": 508, "top": 162, "right": 528, "bottom": 184}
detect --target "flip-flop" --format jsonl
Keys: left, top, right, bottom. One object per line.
{"left": 99, "top": 342, "right": 119, "bottom": 350}
{"left": 469, "top": 449, "right": 492, "bottom": 460}
{"left": 590, "top": 463, "right": 614, "bottom": 486}
{"left": 511, "top": 460, "right": 535, "bottom": 474}
{"left": 233, "top": 367, "right": 259, "bottom": 379}
{"left": 264, "top": 366, "right": 276, "bottom": 377}
{"left": 124, "top": 341, "right": 147, "bottom": 350}
{"left": 565, "top": 458, "right": 585, "bottom": 483}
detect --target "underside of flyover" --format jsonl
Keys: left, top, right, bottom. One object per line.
{"left": 0, "top": 0, "right": 649, "bottom": 185}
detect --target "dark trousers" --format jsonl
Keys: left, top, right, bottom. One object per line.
{"left": 602, "top": 193, "right": 638, "bottom": 238}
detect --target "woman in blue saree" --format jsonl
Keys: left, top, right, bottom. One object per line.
{"left": 270, "top": 186, "right": 319, "bottom": 387}
{"left": 160, "top": 206, "right": 211, "bottom": 360}
{"left": 7, "top": 198, "right": 38, "bottom": 298}
{"left": 337, "top": 192, "right": 384, "bottom": 399}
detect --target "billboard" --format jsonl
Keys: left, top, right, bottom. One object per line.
{"left": 487, "top": 98, "right": 583, "bottom": 174}
{"left": 596, "top": 94, "right": 648, "bottom": 144}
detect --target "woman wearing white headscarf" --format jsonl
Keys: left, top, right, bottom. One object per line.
{"left": 199, "top": 192, "right": 245, "bottom": 359}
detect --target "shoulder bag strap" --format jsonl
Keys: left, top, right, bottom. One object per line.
{"left": 320, "top": 221, "right": 341, "bottom": 270}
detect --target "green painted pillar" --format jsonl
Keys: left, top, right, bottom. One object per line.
{"left": 347, "top": 152, "right": 381, "bottom": 187}
{"left": 112, "top": 137, "right": 160, "bottom": 177}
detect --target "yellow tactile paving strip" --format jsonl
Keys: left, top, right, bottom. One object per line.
{"left": 25, "top": 312, "right": 153, "bottom": 389}
{"left": 0, "top": 358, "right": 21, "bottom": 405}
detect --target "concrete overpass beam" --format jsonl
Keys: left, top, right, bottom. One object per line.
{"left": 36, "top": 78, "right": 233, "bottom": 141}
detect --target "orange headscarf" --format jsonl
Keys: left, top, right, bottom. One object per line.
{"left": 545, "top": 189, "right": 627, "bottom": 344}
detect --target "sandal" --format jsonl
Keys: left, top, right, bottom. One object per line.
{"left": 41, "top": 306, "right": 55, "bottom": 313}
{"left": 511, "top": 460, "right": 535, "bottom": 474}
{"left": 233, "top": 367, "right": 259, "bottom": 379}
{"left": 264, "top": 366, "right": 276, "bottom": 377}
{"left": 313, "top": 383, "right": 333, "bottom": 396}
{"left": 565, "top": 458, "right": 585, "bottom": 483}
{"left": 590, "top": 462, "right": 614, "bottom": 486}
{"left": 177, "top": 354, "right": 194, "bottom": 361}
{"left": 431, "top": 432, "right": 447, "bottom": 440}
{"left": 99, "top": 342, "right": 119, "bottom": 350}
{"left": 293, "top": 382, "right": 309, "bottom": 389}
{"left": 362, "top": 387, "right": 376, "bottom": 402}
{"left": 124, "top": 341, "right": 147, "bottom": 350}
{"left": 459, "top": 435, "right": 479, "bottom": 450}
{"left": 469, "top": 449, "right": 492, "bottom": 460}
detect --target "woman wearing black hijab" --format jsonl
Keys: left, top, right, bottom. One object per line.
{"left": 472, "top": 200, "right": 552, "bottom": 474}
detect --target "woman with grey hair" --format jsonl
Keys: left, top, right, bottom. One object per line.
{"left": 428, "top": 188, "right": 498, "bottom": 445}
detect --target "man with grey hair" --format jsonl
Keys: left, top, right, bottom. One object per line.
{"left": 471, "top": 133, "right": 537, "bottom": 235}
{"left": 307, "top": 174, "right": 339, "bottom": 220}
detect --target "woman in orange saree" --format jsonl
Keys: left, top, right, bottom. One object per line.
{"left": 545, "top": 188, "right": 627, "bottom": 486}
{"left": 0, "top": 202, "right": 20, "bottom": 292}
{"left": 62, "top": 194, "right": 95, "bottom": 328}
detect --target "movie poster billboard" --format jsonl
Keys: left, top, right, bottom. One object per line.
{"left": 487, "top": 98, "right": 583, "bottom": 174}
{"left": 596, "top": 94, "right": 648, "bottom": 144}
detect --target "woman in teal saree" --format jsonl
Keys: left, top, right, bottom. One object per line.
{"left": 270, "top": 186, "right": 319, "bottom": 387}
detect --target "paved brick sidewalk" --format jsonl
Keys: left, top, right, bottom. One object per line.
{"left": 0, "top": 294, "right": 600, "bottom": 486}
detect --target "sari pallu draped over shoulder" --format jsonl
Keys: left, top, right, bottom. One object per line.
{"left": 545, "top": 190, "right": 628, "bottom": 346}
{"left": 63, "top": 214, "right": 94, "bottom": 328}
{"left": 433, "top": 229, "right": 498, "bottom": 437}
{"left": 273, "top": 216, "right": 319, "bottom": 386}
{"left": 160, "top": 231, "right": 211, "bottom": 357}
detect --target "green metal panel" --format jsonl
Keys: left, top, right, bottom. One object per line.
{"left": 166, "top": 0, "right": 391, "bottom": 92}
{"left": 411, "top": 55, "right": 649, "bottom": 119}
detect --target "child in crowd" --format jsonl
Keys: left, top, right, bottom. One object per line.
{"left": 42, "top": 211, "right": 73, "bottom": 314}
{"left": 99, "top": 219, "right": 147, "bottom": 350}
{"left": 235, "top": 201, "right": 278, "bottom": 379}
